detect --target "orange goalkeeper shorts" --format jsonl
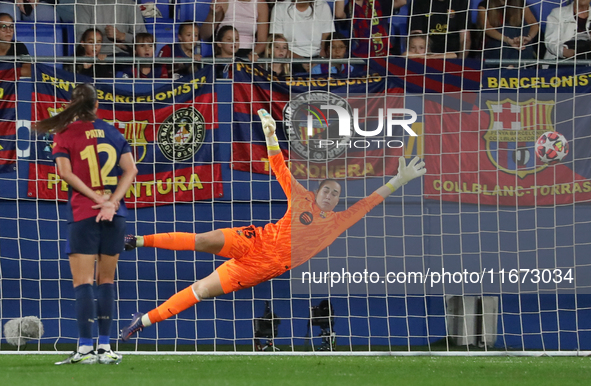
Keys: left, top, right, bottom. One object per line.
{"left": 216, "top": 226, "right": 288, "bottom": 294}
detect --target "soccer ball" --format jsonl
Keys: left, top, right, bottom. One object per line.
{"left": 536, "top": 131, "right": 569, "bottom": 164}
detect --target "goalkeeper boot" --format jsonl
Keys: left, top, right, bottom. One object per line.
{"left": 55, "top": 351, "right": 97, "bottom": 365}
{"left": 120, "top": 312, "right": 144, "bottom": 341}
{"left": 124, "top": 234, "right": 137, "bottom": 251}
{"left": 97, "top": 348, "right": 122, "bottom": 364}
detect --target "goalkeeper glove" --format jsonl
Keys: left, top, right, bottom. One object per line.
{"left": 257, "top": 109, "right": 279, "bottom": 150}
{"left": 386, "top": 156, "right": 426, "bottom": 192}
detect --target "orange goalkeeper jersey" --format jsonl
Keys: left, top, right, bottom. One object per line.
{"left": 263, "top": 153, "right": 384, "bottom": 270}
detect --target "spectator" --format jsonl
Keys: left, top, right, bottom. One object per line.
{"left": 264, "top": 34, "right": 290, "bottom": 76}
{"left": 311, "top": 33, "right": 355, "bottom": 75}
{"left": 0, "top": 12, "right": 30, "bottom": 77}
{"left": 477, "top": 0, "right": 538, "bottom": 65}
{"left": 215, "top": 25, "right": 240, "bottom": 58}
{"left": 0, "top": 0, "right": 56, "bottom": 22}
{"left": 402, "top": 33, "right": 458, "bottom": 58}
{"left": 75, "top": 0, "right": 147, "bottom": 56}
{"left": 201, "top": 0, "right": 269, "bottom": 58}
{"left": 409, "top": 0, "right": 471, "bottom": 58}
{"left": 158, "top": 21, "right": 203, "bottom": 79}
{"left": 215, "top": 25, "right": 240, "bottom": 79}
{"left": 66, "top": 28, "right": 114, "bottom": 78}
{"left": 334, "top": 0, "right": 406, "bottom": 57}
{"left": 270, "top": 0, "right": 334, "bottom": 72}
{"left": 118, "top": 33, "right": 168, "bottom": 78}
{"left": 545, "top": 0, "right": 591, "bottom": 60}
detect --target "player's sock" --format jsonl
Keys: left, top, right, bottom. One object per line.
{"left": 97, "top": 343, "right": 111, "bottom": 352}
{"left": 96, "top": 283, "right": 114, "bottom": 340}
{"left": 141, "top": 314, "right": 152, "bottom": 327}
{"left": 143, "top": 232, "right": 196, "bottom": 250}
{"left": 74, "top": 284, "right": 95, "bottom": 351}
{"left": 78, "top": 342, "right": 94, "bottom": 355}
{"left": 146, "top": 286, "right": 200, "bottom": 323}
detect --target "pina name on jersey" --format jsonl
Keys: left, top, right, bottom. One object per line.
{"left": 85, "top": 129, "right": 105, "bottom": 139}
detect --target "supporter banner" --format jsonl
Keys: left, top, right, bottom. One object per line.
{"left": 0, "top": 79, "right": 16, "bottom": 173}
{"left": 371, "top": 57, "right": 482, "bottom": 93}
{"left": 28, "top": 64, "right": 222, "bottom": 208}
{"left": 0, "top": 61, "right": 19, "bottom": 82}
{"left": 424, "top": 67, "right": 591, "bottom": 206}
{"left": 232, "top": 63, "right": 417, "bottom": 179}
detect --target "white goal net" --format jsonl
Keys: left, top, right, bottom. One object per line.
{"left": 1, "top": 0, "right": 591, "bottom": 355}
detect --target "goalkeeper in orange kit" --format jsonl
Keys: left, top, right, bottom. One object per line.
{"left": 120, "top": 109, "right": 427, "bottom": 341}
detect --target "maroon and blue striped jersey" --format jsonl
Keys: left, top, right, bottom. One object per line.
{"left": 52, "top": 119, "right": 132, "bottom": 223}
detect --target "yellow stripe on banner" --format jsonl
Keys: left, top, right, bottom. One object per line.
{"left": 405, "top": 122, "right": 423, "bottom": 158}
{"left": 0, "top": 144, "right": 3, "bottom": 150}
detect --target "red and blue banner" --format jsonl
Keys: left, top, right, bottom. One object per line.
{"left": 0, "top": 81, "right": 16, "bottom": 174}
{"left": 424, "top": 66, "right": 591, "bottom": 206}
{"left": 370, "top": 57, "right": 482, "bottom": 93}
{"left": 28, "top": 64, "right": 222, "bottom": 208}
{"left": 232, "top": 63, "right": 408, "bottom": 179}
{"left": 0, "top": 63, "right": 18, "bottom": 173}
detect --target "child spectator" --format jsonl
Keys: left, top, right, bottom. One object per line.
{"left": 201, "top": 0, "right": 269, "bottom": 58}
{"left": 215, "top": 25, "right": 240, "bottom": 58}
{"left": 311, "top": 33, "right": 354, "bottom": 75}
{"left": 118, "top": 33, "right": 168, "bottom": 79}
{"left": 215, "top": 25, "right": 240, "bottom": 79}
{"left": 405, "top": 34, "right": 427, "bottom": 55}
{"left": 478, "top": 0, "right": 538, "bottom": 65}
{"left": 264, "top": 34, "right": 290, "bottom": 76}
{"left": 402, "top": 33, "right": 458, "bottom": 58}
{"left": 270, "top": 0, "right": 334, "bottom": 73}
{"left": 75, "top": 0, "right": 147, "bottom": 56}
{"left": 67, "top": 28, "right": 113, "bottom": 78}
{"left": 158, "top": 21, "right": 203, "bottom": 79}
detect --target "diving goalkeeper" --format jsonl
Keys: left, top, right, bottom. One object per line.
{"left": 120, "top": 109, "right": 426, "bottom": 341}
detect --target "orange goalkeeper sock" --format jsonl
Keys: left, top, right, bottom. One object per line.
{"left": 147, "top": 286, "right": 200, "bottom": 324}
{"left": 143, "top": 232, "right": 196, "bottom": 250}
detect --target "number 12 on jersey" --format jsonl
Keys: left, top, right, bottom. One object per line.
{"left": 80, "top": 144, "right": 118, "bottom": 187}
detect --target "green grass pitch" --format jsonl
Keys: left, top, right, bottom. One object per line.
{"left": 2, "top": 355, "right": 591, "bottom": 386}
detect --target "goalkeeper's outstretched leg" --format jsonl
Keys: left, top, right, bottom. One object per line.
{"left": 121, "top": 270, "right": 224, "bottom": 341}
{"left": 124, "top": 229, "right": 225, "bottom": 254}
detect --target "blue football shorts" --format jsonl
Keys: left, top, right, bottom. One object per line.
{"left": 66, "top": 216, "right": 126, "bottom": 255}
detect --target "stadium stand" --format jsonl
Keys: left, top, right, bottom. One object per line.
{"left": 146, "top": 23, "right": 177, "bottom": 58}
{"left": 176, "top": 0, "right": 211, "bottom": 24}
{"left": 15, "top": 21, "right": 64, "bottom": 66}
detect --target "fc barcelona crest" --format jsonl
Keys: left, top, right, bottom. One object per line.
{"left": 484, "top": 98, "right": 554, "bottom": 179}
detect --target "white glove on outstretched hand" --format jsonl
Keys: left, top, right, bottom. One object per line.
{"left": 257, "top": 109, "right": 279, "bottom": 150}
{"left": 386, "top": 156, "right": 427, "bottom": 192}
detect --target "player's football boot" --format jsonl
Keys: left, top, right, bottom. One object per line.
{"left": 120, "top": 312, "right": 144, "bottom": 341}
{"left": 124, "top": 234, "right": 137, "bottom": 251}
{"left": 55, "top": 351, "right": 97, "bottom": 365}
{"left": 97, "top": 348, "right": 122, "bottom": 364}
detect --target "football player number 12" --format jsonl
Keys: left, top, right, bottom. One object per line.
{"left": 80, "top": 144, "right": 118, "bottom": 187}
